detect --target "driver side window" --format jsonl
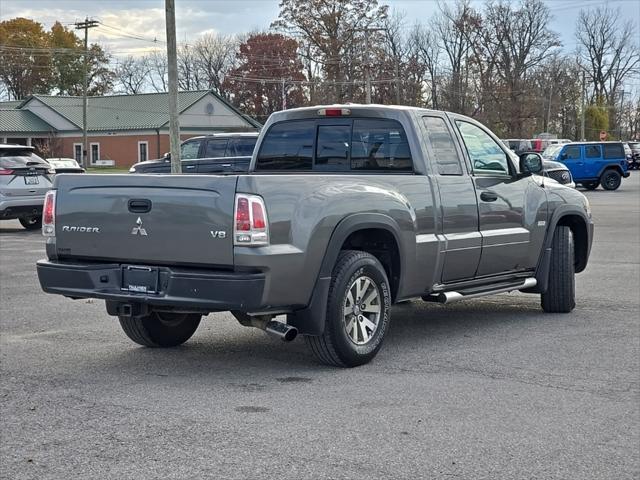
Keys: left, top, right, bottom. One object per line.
{"left": 180, "top": 139, "right": 201, "bottom": 160}
{"left": 456, "top": 121, "right": 510, "bottom": 175}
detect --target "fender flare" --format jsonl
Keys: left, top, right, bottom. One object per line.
{"left": 526, "top": 205, "right": 592, "bottom": 293}
{"left": 288, "top": 213, "right": 405, "bottom": 336}
{"left": 596, "top": 163, "right": 624, "bottom": 178}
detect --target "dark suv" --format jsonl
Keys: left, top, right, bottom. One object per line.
{"left": 129, "top": 132, "right": 259, "bottom": 174}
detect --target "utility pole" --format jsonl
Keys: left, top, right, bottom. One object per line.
{"left": 165, "top": 0, "right": 181, "bottom": 173}
{"left": 619, "top": 89, "right": 626, "bottom": 140}
{"left": 580, "top": 71, "right": 586, "bottom": 141}
{"left": 546, "top": 82, "right": 553, "bottom": 133}
{"left": 74, "top": 18, "right": 98, "bottom": 168}
{"left": 281, "top": 78, "right": 287, "bottom": 110}
{"left": 360, "top": 27, "right": 386, "bottom": 104}
{"left": 395, "top": 60, "right": 401, "bottom": 105}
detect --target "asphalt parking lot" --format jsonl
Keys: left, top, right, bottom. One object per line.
{"left": 1, "top": 175, "right": 638, "bottom": 480}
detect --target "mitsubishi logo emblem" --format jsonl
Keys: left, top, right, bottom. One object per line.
{"left": 131, "top": 217, "right": 148, "bottom": 236}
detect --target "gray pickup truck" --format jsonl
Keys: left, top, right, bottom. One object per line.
{"left": 37, "top": 105, "right": 593, "bottom": 367}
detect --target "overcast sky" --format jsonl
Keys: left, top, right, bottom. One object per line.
{"left": 1, "top": 0, "right": 638, "bottom": 58}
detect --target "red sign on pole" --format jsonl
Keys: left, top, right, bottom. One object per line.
{"left": 599, "top": 130, "right": 608, "bottom": 141}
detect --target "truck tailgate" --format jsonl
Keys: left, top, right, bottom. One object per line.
{"left": 53, "top": 174, "right": 236, "bottom": 267}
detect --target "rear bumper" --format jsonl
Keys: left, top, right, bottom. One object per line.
{"left": 0, "top": 196, "right": 44, "bottom": 219}
{"left": 36, "top": 259, "right": 266, "bottom": 312}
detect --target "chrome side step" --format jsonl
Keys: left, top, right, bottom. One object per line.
{"left": 423, "top": 278, "right": 537, "bottom": 304}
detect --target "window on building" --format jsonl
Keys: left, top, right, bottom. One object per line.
{"left": 138, "top": 141, "right": 148, "bottom": 162}
{"left": 90, "top": 143, "right": 100, "bottom": 163}
{"left": 423, "top": 116, "right": 462, "bottom": 175}
{"left": 74, "top": 143, "right": 83, "bottom": 163}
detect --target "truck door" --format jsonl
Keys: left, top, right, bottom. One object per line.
{"left": 583, "top": 144, "right": 602, "bottom": 179}
{"left": 559, "top": 144, "right": 585, "bottom": 179}
{"left": 422, "top": 115, "right": 481, "bottom": 283}
{"left": 452, "top": 118, "right": 547, "bottom": 277}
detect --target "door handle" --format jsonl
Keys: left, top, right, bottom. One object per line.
{"left": 185, "top": 165, "right": 196, "bottom": 169}
{"left": 221, "top": 164, "right": 232, "bottom": 168}
{"left": 480, "top": 191, "right": 498, "bottom": 202}
{"left": 128, "top": 198, "right": 152, "bottom": 213}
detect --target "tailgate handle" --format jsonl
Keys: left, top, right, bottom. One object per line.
{"left": 128, "top": 198, "right": 152, "bottom": 213}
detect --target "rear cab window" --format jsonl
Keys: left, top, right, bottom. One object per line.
{"left": 585, "top": 145, "right": 601, "bottom": 158}
{"left": 255, "top": 118, "right": 413, "bottom": 172}
{"left": 204, "top": 139, "right": 228, "bottom": 158}
{"left": 227, "top": 137, "right": 257, "bottom": 157}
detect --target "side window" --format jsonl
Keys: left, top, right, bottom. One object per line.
{"left": 256, "top": 120, "right": 314, "bottom": 170}
{"left": 180, "top": 140, "right": 201, "bottom": 160}
{"left": 227, "top": 138, "right": 257, "bottom": 157}
{"left": 563, "top": 145, "right": 581, "bottom": 160}
{"left": 456, "top": 121, "right": 509, "bottom": 175}
{"left": 204, "top": 139, "right": 228, "bottom": 158}
{"left": 603, "top": 143, "right": 624, "bottom": 159}
{"left": 585, "top": 145, "right": 601, "bottom": 158}
{"left": 315, "top": 125, "right": 350, "bottom": 171}
{"left": 423, "top": 116, "right": 462, "bottom": 175}
{"left": 351, "top": 119, "right": 412, "bottom": 171}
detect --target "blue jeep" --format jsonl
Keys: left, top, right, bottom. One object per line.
{"left": 542, "top": 142, "right": 630, "bottom": 190}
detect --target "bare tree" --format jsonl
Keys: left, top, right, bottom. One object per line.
{"left": 576, "top": 5, "right": 640, "bottom": 131}
{"left": 147, "top": 50, "right": 168, "bottom": 92}
{"left": 411, "top": 23, "right": 441, "bottom": 109}
{"left": 193, "top": 33, "right": 238, "bottom": 98}
{"left": 177, "top": 44, "right": 204, "bottom": 91}
{"left": 433, "top": 0, "right": 481, "bottom": 114}
{"left": 481, "top": 0, "right": 560, "bottom": 136}
{"left": 115, "top": 55, "right": 151, "bottom": 94}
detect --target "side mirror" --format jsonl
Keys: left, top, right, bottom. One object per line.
{"left": 519, "top": 152, "right": 543, "bottom": 175}
{"left": 163, "top": 152, "right": 170, "bottom": 160}
{"left": 560, "top": 152, "right": 567, "bottom": 160}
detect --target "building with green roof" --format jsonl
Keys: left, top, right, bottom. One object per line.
{"left": 0, "top": 90, "right": 260, "bottom": 167}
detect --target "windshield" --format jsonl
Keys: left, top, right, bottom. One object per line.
{"left": 542, "top": 144, "right": 563, "bottom": 159}
{"left": 0, "top": 150, "right": 49, "bottom": 168}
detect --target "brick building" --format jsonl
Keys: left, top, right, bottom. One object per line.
{"left": 0, "top": 90, "right": 260, "bottom": 167}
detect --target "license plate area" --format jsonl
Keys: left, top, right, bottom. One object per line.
{"left": 24, "top": 176, "right": 39, "bottom": 185}
{"left": 121, "top": 265, "right": 159, "bottom": 293}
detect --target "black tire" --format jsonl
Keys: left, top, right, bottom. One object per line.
{"left": 305, "top": 250, "right": 391, "bottom": 367}
{"left": 118, "top": 311, "right": 201, "bottom": 347}
{"left": 600, "top": 169, "right": 621, "bottom": 190}
{"left": 582, "top": 181, "right": 599, "bottom": 190}
{"left": 541, "top": 226, "right": 575, "bottom": 313}
{"left": 19, "top": 215, "right": 42, "bottom": 230}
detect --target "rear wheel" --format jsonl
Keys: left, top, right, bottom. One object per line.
{"left": 582, "top": 181, "right": 598, "bottom": 190}
{"left": 600, "top": 169, "right": 622, "bottom": 190}
{"left": 541, "top": 226, "right": 575, "bottom": 313}
{"left": 305, "top": 250, "right": 391, "bottom": 367}
{"left": 118, "top": 311, "right": 201, "bottom": 347}
{"left": 19, "top": 215, "right": 42, "bottom": 230}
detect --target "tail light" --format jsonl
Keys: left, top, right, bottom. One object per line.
{"left": 0, "top": 169, "right": 14, "bottom": 175}
{"left": 42, "top": 190, "right": 56, "bottom": 236}
{"left": 234, "top": 194, "right": 268, "bottom": 246}
{"left": 318, "top": 108, "right": 351, "bottom": 117}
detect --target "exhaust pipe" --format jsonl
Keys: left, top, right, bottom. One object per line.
{"left": 231, "top": 312, "right": 298, "bottom": 342}
{"left": 265, "top": 320, "right": 298, "bottom": 342}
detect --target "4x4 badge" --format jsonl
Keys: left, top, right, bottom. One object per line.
{"left": 131, "top": 217, "right": 148, "bottom": 236}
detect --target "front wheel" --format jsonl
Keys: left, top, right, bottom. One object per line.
{"left": 541, "top": 226, "right": 575, "bottom": 313}
{"left": 600, "top": 169, "right": 622, "bottom": 190}
{"left": 19, "top": 215, "right": 42, "bottom": 230}
{"left": 305, "top": 250, "right": 391, "bottom": 367}
{"left": 118, "top": 311, "right": 201, "bottom": 347}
